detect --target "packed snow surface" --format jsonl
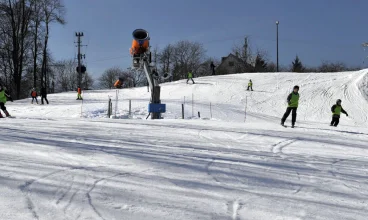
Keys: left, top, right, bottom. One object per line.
{"left": 1, "top": 70, "right": 368, "bottom": 220}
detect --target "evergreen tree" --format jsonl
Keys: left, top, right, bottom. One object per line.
{"left": 253, "top": 54, "right": 268, "bottom": 72}
{"left": 292, "top": 55, "right": 304, "bottom": 72}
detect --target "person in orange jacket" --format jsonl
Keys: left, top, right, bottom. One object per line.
{"left": 77, "top": 87, "right": 83, "bottom": 100}
{"left": 31, "top": 88, "right": 38, "bottom": 104}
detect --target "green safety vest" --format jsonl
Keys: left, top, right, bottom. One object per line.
{"left": 248, "top": 82, "right": 252, "bottom": 86}
{"left": 0, "top": 90, "right": 7, "bottom": 104}
{"left": 188, "top": 72, "right": 193, "bottom": 78}
{"left": 288, "top": 93, "right": 299, "bottom": 107}
{"left": 333, "top": 105, "right": 342, "bottom": 115}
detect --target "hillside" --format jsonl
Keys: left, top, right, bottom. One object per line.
{"left": 1, "top": 70, "right": 368, "bottom": 220}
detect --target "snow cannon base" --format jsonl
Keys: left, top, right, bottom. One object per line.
{"left": 148, "top": 103, "right": 166, "bottom": 113}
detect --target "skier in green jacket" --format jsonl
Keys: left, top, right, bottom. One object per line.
{"left": 330, "top": 99, "right": 348, "bottom": 127}
{"left": 0, "top": 85, "right": 13, "bottom": 118}
{"left": 187, "top": 71, "right": 195, "bottom": 84}
{"left": 281, "top": 85, "right": 300, "bottom": 128}
{"left": 247, "top": 80, "right": 253, "bottom": 91}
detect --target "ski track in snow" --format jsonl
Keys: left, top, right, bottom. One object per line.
{"left": 1, "top": 70, "right": 368, "bottom": 219}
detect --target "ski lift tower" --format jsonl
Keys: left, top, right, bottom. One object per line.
{"left": 129, "top": 29, "right": 167, "bottom": 119}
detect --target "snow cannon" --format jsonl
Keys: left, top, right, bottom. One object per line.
{"left": 130, "top": 29, "right": 150, "bottom": 56}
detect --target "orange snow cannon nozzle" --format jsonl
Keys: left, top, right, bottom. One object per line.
{"left": 129, "top": 29, "right": 150, "bottom": 55}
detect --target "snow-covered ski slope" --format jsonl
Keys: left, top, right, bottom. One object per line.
{"left": 1, "top": 70, "right": 368, "bottom": 220}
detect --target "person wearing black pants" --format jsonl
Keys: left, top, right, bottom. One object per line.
{"left": 281, "top": 85, "right": 300, "bottom": 128}
{"left": 41, "top": 87, "right": 49, "bottom": 105}
{"left": 210, "top": 61, "right": 216, "bottom": 75}
{"left": 0, "top": 86, "right": 13, "bottom": 118}
{"left": 330, "top": 99, "right": 348, "bottom": 127}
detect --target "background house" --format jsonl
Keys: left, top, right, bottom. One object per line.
{"left": 216, "top": 53, "right": 252, "bottom": 75}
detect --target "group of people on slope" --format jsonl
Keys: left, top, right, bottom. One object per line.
{"left": 30, "top": 87, "right": 49, "bottom": 104}
{"left": 281, "top": 85, "right": 348, "bottom": 128}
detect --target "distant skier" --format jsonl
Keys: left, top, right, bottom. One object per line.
{"left": 247, "top": 80, "right": 253, "bottom": 91}
{"left": 31, "top": 88, "right": 38, "bottom": 104}
{"left": 330, "top": 99, "right": 348, "bottom": 127}
{"left": 210, "top": 61, "right": 216, "bottom": 75}
{"left": 77, "top": 87, "right": 83, "bottom": 100}
{"left": 281, "top": 85, "right": 300, "bottom": 128}
{"left": 0, "top": 85, "right": 13, "bottom": 118}
{"left": 41, "top": 87, "right": 49, "bottom": 105}
{"left": 187, "top": 71, "right": 195, "bottom": 84}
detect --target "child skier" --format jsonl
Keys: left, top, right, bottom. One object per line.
{"left": 281, "top": 85, "right": 300, "bottom": 128}
{"left": 77, "top": 87, "right": 83, "bottom": 100}
{"left": 0, "top": 85, "right": 13, "bottom": 118}
{"left": 247, "top": 80, "right": 253, "bottom": 91}
{"left": 330, "top": 99, "right": 348, "bottom": 127}
{"left": 31, "top": 88, "right": 38, "bottom": 104}
{"left": 187, "top": 71, "right": 195, "bottom": 84}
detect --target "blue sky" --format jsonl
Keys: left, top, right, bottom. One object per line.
{"left": 49, "top": 0, "right": 368, "bottom": 78}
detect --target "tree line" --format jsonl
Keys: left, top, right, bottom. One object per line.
{"left": 0, "top": 0, "right": 94, "bottom": 99}
{"left": 99, "top": 37, "right": 360, "bottom": 89}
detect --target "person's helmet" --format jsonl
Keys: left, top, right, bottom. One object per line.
{"left": 293, "top": 85, "right": 299, "bottom": 90}
{"left": 336, "top": 99, "right": 342, "bottom": 104}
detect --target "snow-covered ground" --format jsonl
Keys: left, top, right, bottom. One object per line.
{"left": 1, "top": 70, "right": 368, "bottom": 220}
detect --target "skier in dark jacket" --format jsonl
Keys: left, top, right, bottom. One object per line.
{"left": 0, "top": 85, "right": 13, "bottom": 118}
{"left": 281, "top": 85, "right": 300, "bottom": 128}
{"left": 330, "top": 99, "right": 348, "bottom": 127}
{"left": 41, "top": 87, "right": 49, "bottom": 105}
{"left": 210, "top": 62, "right": 216, "bottom": 75}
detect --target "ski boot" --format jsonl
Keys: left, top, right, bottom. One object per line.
{"left": 4, "top": 110, "right": 10, "bottom": 117}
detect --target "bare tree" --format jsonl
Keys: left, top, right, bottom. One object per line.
{"left": 0, "top": 0, "right": 33, "bottom": 98}
{"left": 82, "top": 72, "right": 94, "bottom": 90}
{"left": 121, "top": 69, "right": 146, "bottom": 88}
{"left": 158, "top": 44, "right": 174, "bottom": 75}
{"left": 53, "top": 59, "right": 76, "bottom": 92}
{"left": 99, "top": 67, "right": 122, "bottom": 89}
{"left": 40, "top": 0, "right": 65, "bottom": 90}
{"left": 30, "top": 0, "right": 42, "bottom": 88}
{"left": 171, "top": 40, "right": 206, "bottom": 80}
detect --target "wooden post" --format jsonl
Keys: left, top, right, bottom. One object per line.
{"left": 115, "top": 90, "right": 119, "bottom": 117}
{"left": 244, "top": 96, "right": 247, "bottom": 122}
{"left": 198, "top": 111, "right": 200, "bottom": 118}
{"left": 182, "top": 104, "right": 184, "bottom": 119}
{"left": 191, "top": 93, "right": 194, "bottom": 118}
{"left": 151, "top": 86, "right": 161, "bottom": 119}
{"left": 110, "top": 102, "right": 112, "bottom": 117}
{"left": 129, "top": 99, "right": 131, "bottom": 116}
{"left": 108, "top": 98, "right": 111, "bottom": 118}
{"left": 210, "top": 102, "right": 212, "bottom": 119}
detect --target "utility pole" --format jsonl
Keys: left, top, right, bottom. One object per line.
{"left": 75, "top": 32, "right": 84, "bottom": 88}
{"left": 276, "top": 21, "right": 279, "bottom": 72}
